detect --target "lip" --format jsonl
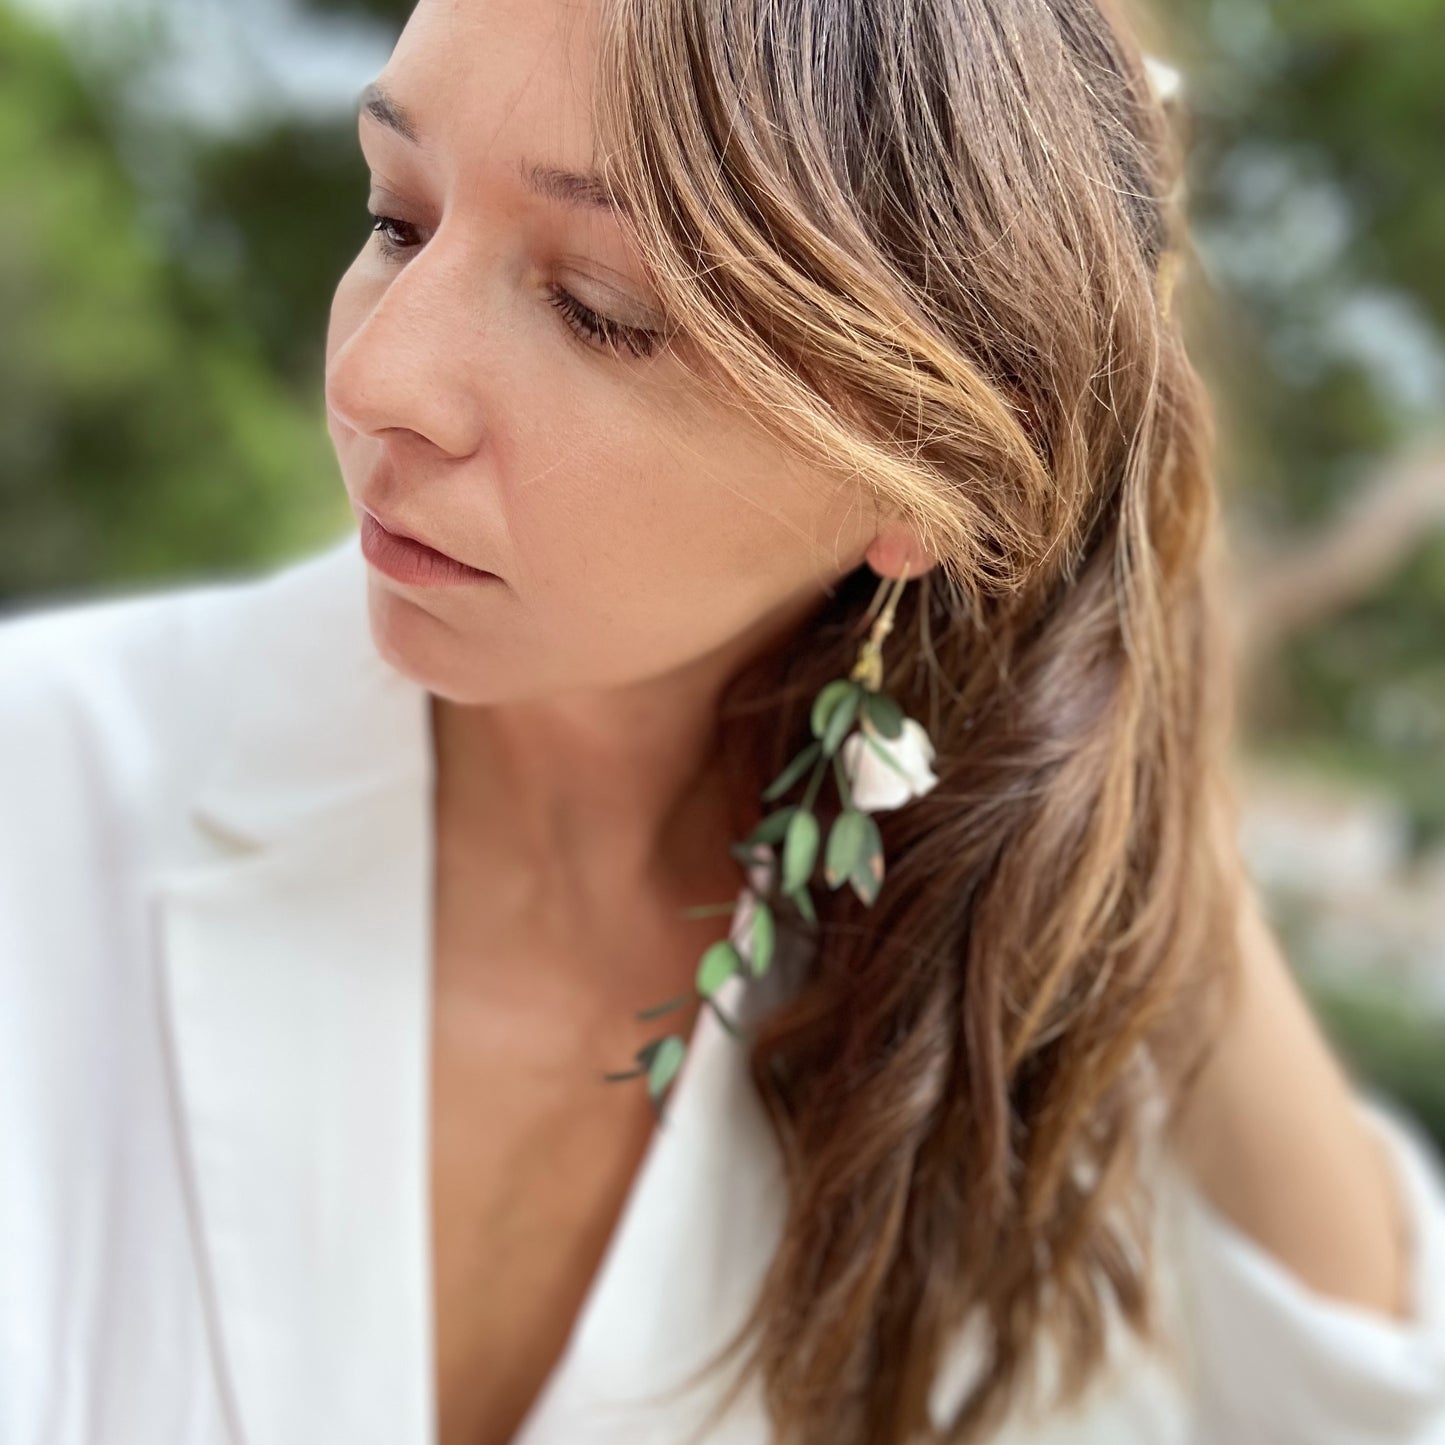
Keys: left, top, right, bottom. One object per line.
{"left": 359, "top": 508, "right": 498, "bottom": 588}
{"left": 361, "top": 504, "right": 463, "bottom": 561}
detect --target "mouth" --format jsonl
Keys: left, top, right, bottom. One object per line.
{"left": 360, "top": 505, "right": 460, "bottom": 561}
{"left": 359, "top": 507, "right": 498, "bottom": 588}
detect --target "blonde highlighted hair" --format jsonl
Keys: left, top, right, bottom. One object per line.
{"left": 589, "top": 0, "right": 1247, "bottom": 1439}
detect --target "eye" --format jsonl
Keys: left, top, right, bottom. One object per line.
{"left": 546, "top": 284, "right": 663, "bottom": 361}
{"left": 367, "top": 210, "right": 422, "bottom": 260}
{"left": 365, "top": 207, "right": 663, "bottom": 362}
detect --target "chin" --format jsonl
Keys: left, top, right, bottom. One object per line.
{"left": 362, "top": 582, "right": 508, "bottom": 706}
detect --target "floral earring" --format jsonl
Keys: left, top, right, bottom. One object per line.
{"left": 604, "top": 561, "right": 941, "bottom": 1118}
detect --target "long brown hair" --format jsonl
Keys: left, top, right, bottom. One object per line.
{"left": 589, "top": 0, "right": 1248, "bottom": 1439}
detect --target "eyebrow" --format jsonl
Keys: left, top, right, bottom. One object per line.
{"left": 356, "top": 80, "right": 621, "bottom": 215}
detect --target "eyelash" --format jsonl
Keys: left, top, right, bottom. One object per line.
{"left": 366, "top": 211, "right": 662, "bottom": 361}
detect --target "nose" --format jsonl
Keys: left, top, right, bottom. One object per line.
{"left": 325, "top": 236, "right": 488, "bottom": 460}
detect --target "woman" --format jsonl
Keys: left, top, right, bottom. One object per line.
{"left": 2, "top": 0, "right": 1443, "bottom": 1442}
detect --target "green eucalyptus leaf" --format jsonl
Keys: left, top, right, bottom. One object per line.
{"left": 821, "top": 686, "right": 862, "bottom": 757}
{"left": 824, "top": 808, "right": 869, "bottom": 889}
{"left": 790, "top": 882, "right": 818, "bottom": 927}
{"left": 762, "top": 741, "right": 822, "bottom": 802}
{"left": 744, "top": 806, "right": 797, "bottom": 846}
{"left": 749, "top": 898, "right": 776, "bottom": 977}
{"left": 862, "top": 691, "right": 905, "bottom": 740}
{"left": 810, "top": 679, "right": 857, "bottom": 740}
{"left": 646, "top": 1034, "right": 688, "bottom": 1100}
{"left": 782, "top": 808, "right": 820, "bottom": 892}
{"left": 848, "top": 813, "right": 886, "bottom": 905}
{"left": 696, "top": 940, "right": 743, "bottom": 997}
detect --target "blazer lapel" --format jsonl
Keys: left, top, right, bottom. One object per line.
{"left": 511, "top": 934, "right": 795, "bottom": 1444}
{"left": 147, "top": 532, "right": 438, "bottom": 1445}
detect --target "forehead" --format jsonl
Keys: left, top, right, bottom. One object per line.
{"left": 379, "top": 0, "right": 604, "bottom": 170}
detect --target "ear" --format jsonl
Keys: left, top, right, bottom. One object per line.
{"left": 864, "top": 530, "right": 939, "bottom": 581}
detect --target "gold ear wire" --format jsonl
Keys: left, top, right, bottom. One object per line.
{"left": 852, "top": 561, "right": 912, "bottom": 691}
{"left": 861, "top": 560, "right": 912, "bottom": 627}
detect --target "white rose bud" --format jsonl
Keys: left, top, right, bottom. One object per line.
{"left": 840, "top": 713, "right": 940, "bottom": 813}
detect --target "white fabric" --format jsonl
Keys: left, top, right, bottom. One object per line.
{"left": 1164, "top": 1091, "right": 1445, "bottom": 1443}
{"left": 1, "top": 527, "right": 1443, "bottom": 1445}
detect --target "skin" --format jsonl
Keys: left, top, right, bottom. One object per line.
{"left": 321, "top": 0, "right": 1411, "bottom": 1439}
{"left": 323, "top": 1, "right": 934, "bottom": 1439}
{"left": 325, "top": 0, "right": 931, "bottom": 917}
{"left": 1170, "top": 883, "right": 1413, "bottom": 1323}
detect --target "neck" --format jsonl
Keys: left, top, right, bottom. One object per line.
{"left": 428, "top": 583, "right": 829, "bottom": 925}
{"left": 431, "top": 682, "right": 736, "bottom": 905}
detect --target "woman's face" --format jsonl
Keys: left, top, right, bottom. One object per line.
{"left": 325, "top": 0, "right": 902, "bottom": 705}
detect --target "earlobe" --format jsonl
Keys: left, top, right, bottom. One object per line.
{"left": 865, "top": 533, "right": 939, "bottom": 581}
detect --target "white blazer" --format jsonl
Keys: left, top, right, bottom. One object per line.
{"left": 3, "top": 526, "right": 1445, "bottom": 1445}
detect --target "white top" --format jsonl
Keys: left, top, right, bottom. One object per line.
{"left": 1, "top": 527, "right": 1443, "bottom": 1445}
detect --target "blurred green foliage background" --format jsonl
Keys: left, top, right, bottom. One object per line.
{"left": 2, "top": 0, "right": 1442, "bottom": 1142}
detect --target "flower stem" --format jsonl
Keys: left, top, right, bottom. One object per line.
{"left": 831, "top": 748, "right": 853, "bottom": 811}
{"left": 800, "top": 750, "right": 829, "bottom": 811}
{"left": 679, "top": 900, "right": 745, "bottom": 919}
{"left": 602, "top": 1066, "right": 646, "bottom": 1082}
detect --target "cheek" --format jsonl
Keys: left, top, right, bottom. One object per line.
{"left": 503, "top": 424, "right": 766, "bottom": 594}
{"left": 501, "top": 406, "right": 857, "bottom": 667}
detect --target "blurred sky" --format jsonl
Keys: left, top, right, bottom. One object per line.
{"left": 13, "top": 0, "right": 391, "bottom": 130}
